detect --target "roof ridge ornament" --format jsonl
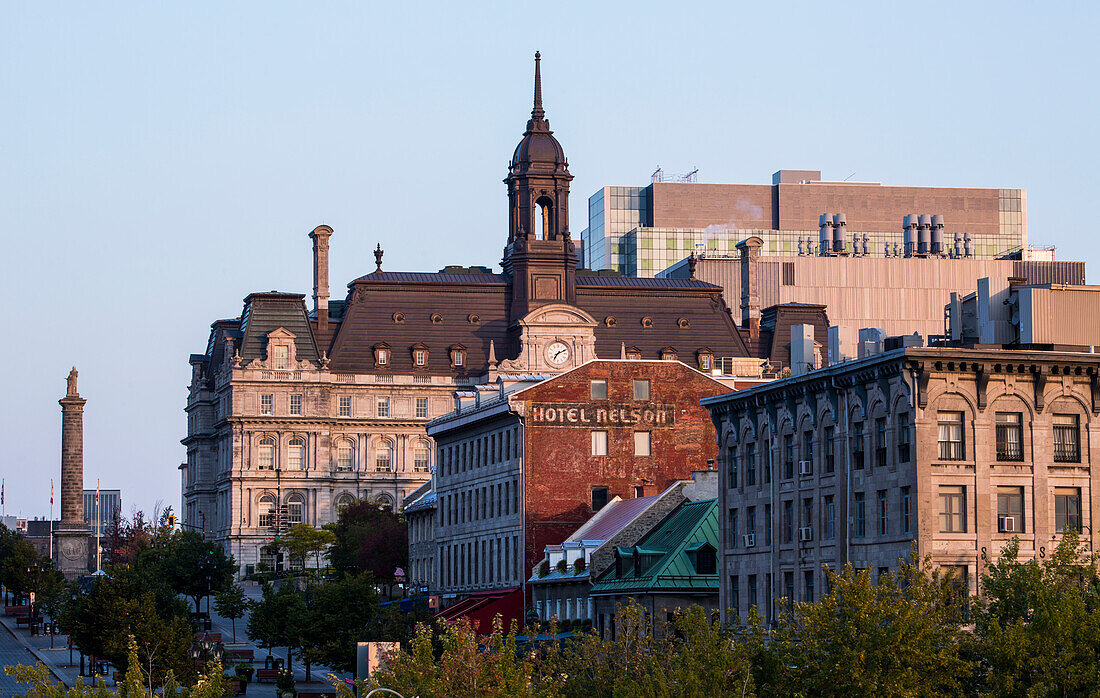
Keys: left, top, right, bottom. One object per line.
{"left": 374, "top": 242, "right": 383, "bottom": 272}
{"left": 532, "top": 51, "right": 544, "bottom": 122}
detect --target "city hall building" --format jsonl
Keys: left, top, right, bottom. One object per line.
{"left": 704, "top": 344, "right": 1099, "bottom": 626}
{"left": 181, "top": 54, "right": 799, "bottom": 573}
{"left": 425, "top": 359, "right": 744, "bottom": 604}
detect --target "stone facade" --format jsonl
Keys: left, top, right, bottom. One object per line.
{"left": 182, "top": 350, "right": 451, "bottom": 574}
{"left": 704, "top": 347, "right": 1100, "bottom": 626}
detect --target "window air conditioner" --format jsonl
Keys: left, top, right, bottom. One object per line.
{"left": 742, "top": 533, "right": 756, "bottom": 548}
{"left": 998, "top": 516, "right": 1015, "bottom": 533}
{"left": 798, "top": 526, "right": 814, "bottom": 542}
{"left": 799, "top": 460, "right": 813, "bottom": 476}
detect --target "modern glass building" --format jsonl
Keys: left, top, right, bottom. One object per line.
{"left": 580, "top": 173, "right": 1030, "bottom": 278}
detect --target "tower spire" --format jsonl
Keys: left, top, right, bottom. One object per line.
{"left": 531, "top": 51, "right": 544, "bottom": 121}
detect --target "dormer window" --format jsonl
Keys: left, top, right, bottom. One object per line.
{"left": 626, "top": 346, "right": 642, "bottom": 360}
{"left": 697, "top": 348, "right": 714, "bottom": 372}
{"left": 272, "top": 345, "right": 289, "bottom": 370}
{"left": 687, "top": 542, "right": 717, "bottom": 574}
{"left": 264, "top": 328, "right": 297, "bottom": 369}
{"left": 450, "top": 344, "right": 467, "bottom": 369}
{"left": 411, "top": 343, "right": 429, "bottom": 368}
{"left": 660, "top": 347, "right": 678, "bottom": 361}
{"left": 373, "top": 343, "right": 391, "bottom": 368}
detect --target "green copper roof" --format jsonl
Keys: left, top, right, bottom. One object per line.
{"left": 590, "top": 499, "right": 719, "bottom": 595}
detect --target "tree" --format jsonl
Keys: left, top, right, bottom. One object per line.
{"left": 159, "top": 529, "right": 237, "bottom": 613}
{"left": 754, "top": 557, "right": 973, "bottom": 697}
{"left": 214, "top": 583, "right": 249, "bottom": 643}
{"left": 279, "top": 523, "right": 336, "bottom": 571}
{"left": 58, "top": 576, "right": 194, "bottom": 687}
{"left": 972, "top": 531, "right": 1100, "bottom": 696}
{"left": 299, "top": 574, "right": 383, "bottom": 674}
{"left": 0, "top": 524, "right": 43, "bottom": 601}
{"left": 325, "top": 500, "right": 407, "bottom": 580}
{"left": 3, "top": 663, "right": 115, "bottom": 698}
{"left": 247, "top": 582, "right": 307, "bottom": 671}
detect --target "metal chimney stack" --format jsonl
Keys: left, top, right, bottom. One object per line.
{"left": 963, "top": 233, "right": 972, "bottom": 257}
{"left": 931, "top": 215, "right": 945, "bottom": 255}
{"left": 903, "top": 214, "right": 916, "bottom": 256}
{"left": 833, "top": 213, "right": 846, "bottom": 254}
{"left": 819, "top": 214, "right": 833, "bottom": 255}
{"left": 861, "top": 233, "right": 869, "bottom": 256}
{"left": 917, "top": 214, "right": 931, "bottom": 255}
{"left": 954, "top": 232, "right": 963, "bottom": 258}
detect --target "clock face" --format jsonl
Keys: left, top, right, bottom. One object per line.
{"left": 546, "top": 341, "right": 571, "bottom": 366}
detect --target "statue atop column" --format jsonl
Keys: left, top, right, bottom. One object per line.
{"left": 55, "top": 367, "right": 91, "bottom": 578}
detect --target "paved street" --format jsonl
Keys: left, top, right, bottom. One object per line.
{"left": 0, "top": 582, "right": 353, "bottom": 696}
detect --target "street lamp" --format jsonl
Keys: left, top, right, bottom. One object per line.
{"left": 191, "top": 635, "right": 223, "bottom": 672}
{"left": 26, "top": 560, "right": 42, "bottom": 633}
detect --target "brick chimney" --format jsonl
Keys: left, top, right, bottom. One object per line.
{"left": 309, "top": 225, "right": 333, "bottom": 333}
{"left": 737, "top": 236, "right": 763, "bottom": 336}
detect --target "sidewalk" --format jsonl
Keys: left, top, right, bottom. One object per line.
{"left": 0, "top": 589, "right": 350, "bottom": 696}
{"left": 0, "top": 612, "right": 84, "bottom": 687}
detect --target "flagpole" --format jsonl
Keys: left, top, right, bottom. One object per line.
{"left": 95, "top": 479, "right": 101, "bottom": 573}
{"left": 49, "top": 478, "right": 54, "bottom": 562}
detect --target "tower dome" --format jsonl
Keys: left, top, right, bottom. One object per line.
{"left": 509, "top": 52, "right": 568, "bottom": 174}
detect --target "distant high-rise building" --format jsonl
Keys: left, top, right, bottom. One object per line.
{"left": 581, "top": 171, "right": 1032, "bottom": 277}
{"left": 83, "top": 489, "right": 121, "bottom": 536}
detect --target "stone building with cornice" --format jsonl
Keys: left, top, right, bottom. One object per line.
{"left": 181, "top": 54, "right": 805, "bottom": 574}
{"left": 704, "top": 347, "right": 1100, "bottom": 626}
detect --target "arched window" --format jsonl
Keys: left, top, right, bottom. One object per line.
{"left": 375, "top": 493, "right": 394, "bottom": 511}
{"left": 288, "top": 437, "right": 305, "bottom": 470}
{"left": 334, "top": 493, "right": 355, "bottom": 513}
{"left": 376, "top": 442, "right": 393, "bottom": 472}
{"left": 258, "top": 438, "right": 275, "bottom": 470}
{"left": 414, "top": 441, "right": 430, "bottom": 473}
{"left": 336, "top": 441, "right": 354, "bottom": 472}
{"left": 257, "top": 495, "right": 276, "bottom": 528}
{"left": 286, "top": 493, "right": 304, "bottom": 525}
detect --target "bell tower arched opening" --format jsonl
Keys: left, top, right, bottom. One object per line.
{"left": 535, "top": 196, "right": 554, "bottom": 240}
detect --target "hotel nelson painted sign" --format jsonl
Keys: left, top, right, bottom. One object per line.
{"left": 527, "top": 403, "right": 676, "bottom": 428}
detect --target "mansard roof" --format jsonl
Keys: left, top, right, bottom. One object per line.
{"left": 321, "top": 268, "right": 752, "bottom": 374}
{"left": 238, "top": 292, "right": 320, "bottom": 364}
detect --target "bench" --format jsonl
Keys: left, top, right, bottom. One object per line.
{"left": 193, "top": 632, "right": 222, "bottom": 643}
{"left": 15, "top": 616, "right": 31, "bottom": 626}
{"left": 226, "top": 648, "right": 254, "bottom": 662}
{"left": 5, "top": 605, "right": 30, "bottom": 616}
{"left": 255, "top": 668, "right": 280, "bottom": 683}
{"left": 227, "top": 679, "right": 245, "bottom": 695}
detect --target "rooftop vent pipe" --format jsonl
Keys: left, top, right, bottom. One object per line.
{"left": 917, "top": 214, "right": 931, "bottom": 255}
{"left": 903, "top": 214, "right": 917, "bottom": 256}
{"left": 819, "top": 213, "right": 833, "bottom": 255}
{"left": 931, "top": 215, "right": 945, "bottom": 255}
{"left": 833, "top": 213, "right": 846, "bottom": 254}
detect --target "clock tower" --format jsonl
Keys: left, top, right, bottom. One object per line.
{"left": 501, "top": 52, "right": 578, "bottom": 324}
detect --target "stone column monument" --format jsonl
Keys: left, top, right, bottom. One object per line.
{"left": 54, "top": 367, "right": 91, "bottom": 578}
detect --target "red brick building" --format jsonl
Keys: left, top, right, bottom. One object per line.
{"left": 425, "top": 359, "right": 751, "bottom": 607}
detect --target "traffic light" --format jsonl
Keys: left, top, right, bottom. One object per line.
{"left": 168, "top": 515, "right": 176, "bottom": 529}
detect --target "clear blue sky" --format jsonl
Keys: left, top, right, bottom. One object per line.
{"left": 2, "top": 2, "right": 1097, "bottom": 518}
